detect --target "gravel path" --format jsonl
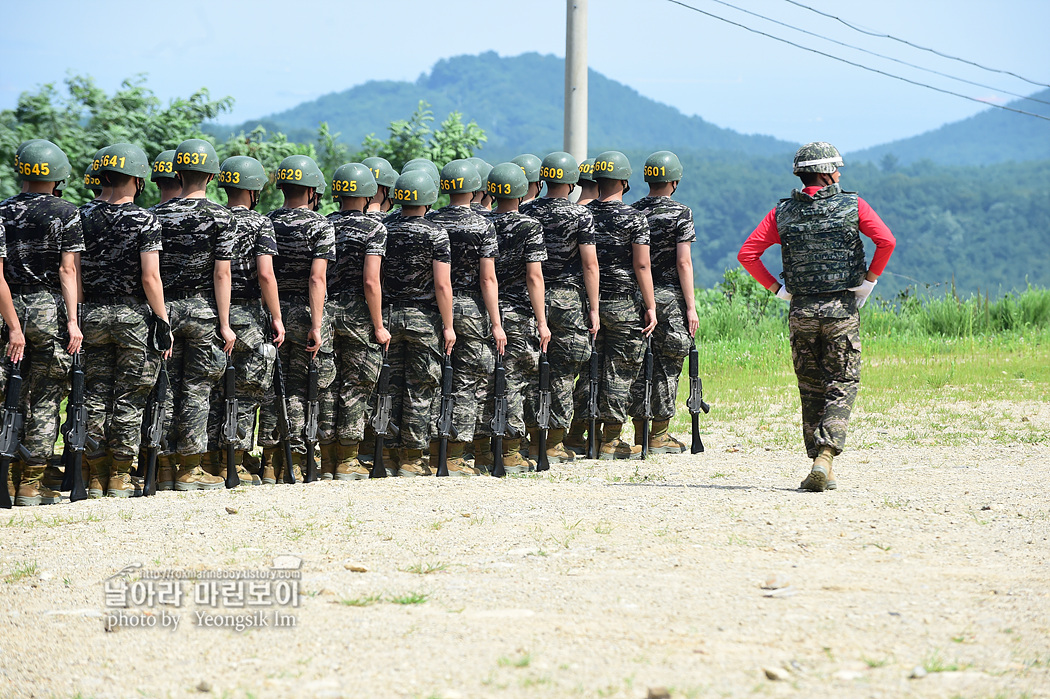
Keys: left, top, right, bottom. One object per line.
{"left": 1, "top": 438, "right": 1048, "bottom": 698}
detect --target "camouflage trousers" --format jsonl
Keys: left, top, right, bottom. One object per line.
{"left": 478, "top": 307, "right": 539, "bottom": 440}
{"left": 789, "top": 310, "right": 861, "bottom": 458}
{"left": 628, "top": 287, "right": 694, "bottom": 421}
{"left": 327, "top": 295, "right": 382, "bottom": 444}
{"left": 82, "top": 300, "right": 160, "bottom": 461}
{"left": 539, "top": 285, "right": 591, "bottom": 429}
{"left": 433, "top": 295, "right": 494, "bottom": 444}
{"left": 206, "top": 300, "right": 276, "bottom": 452}
{"left": 572, "top": 297, "right": 646, "bottom": 425}
{"left": 1, "top": 290, "right": 73, "bottom": 466}
{"left": 258, "top": 301, "right": 335, "bottom": 454}
{"left": 163, "top": 295, "right": 227, "bottom": 455}
{"left": 384, "top": 304, "right": 442, "bottom": 451}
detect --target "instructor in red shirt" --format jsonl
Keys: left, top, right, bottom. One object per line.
{"left": 737, "top": 142, "right": 895, "bottom": 492}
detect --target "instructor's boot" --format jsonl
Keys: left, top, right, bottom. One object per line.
{"left": 175, "top": 454, "right": 224, "bottom": 491}
{"left": 106, "top": 458, "right": 135, "bottom": 498}
{"left": 800, "top": 447, "right": 836, "bottom": 492}
{"left": 563, "top": 421, "right": 588, "bottom": 456}
{"left": 472, "top": 437, "right": 493, "bottom": 474}
{"left": 84, "top": 453, "right": 110, "bottom": 498}
{"left": 320, "top": 443, "right": 339, "bottom": 481}
{"left": 156, "top": 454, "right": 176, "bottom": 491}
{"left": 14, "top": 465, "right": 59, "bottom": 506}
{"left": 599, "top": 423, "right": 642, "bottom": 460}
{"left": 646, "top": 419, "right": 687, "bottom": 454}
{"left": 335, "top": 442, "right": 369, "bottom": 481}
{"left": 501, "top": 438, "right": 531, "bottom": 475}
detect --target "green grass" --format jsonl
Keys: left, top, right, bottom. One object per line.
{"left": 923, "top": 649, "right": 972, "bottom": 673}
{"left": 3, "top": 561, "right": 38, "bottom": 583}
{"left": 339, "top": 594, "right": 382, "bottom": 607}
{"left": 389, "top": 592, "right": 428, "bottom": 605}
{"left": 400, "top": 561, "right": 447, "bottom": 575}
{"left": 498, "top": 652, "right": 533, "bottom": 668}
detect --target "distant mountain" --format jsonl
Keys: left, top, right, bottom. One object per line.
{"left": 850, "top": 89, "right": 1050, "bottom": 166}
{"left": 207, "top": 52, "right": 797, "bottom": 161}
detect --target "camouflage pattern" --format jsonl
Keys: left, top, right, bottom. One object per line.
{"left": 520, "top": 197, "right": 595, "bottom": 287}
{"left": 477, "top": 307, "right": 538, "bottom": 440}
{"left": 82, "top": 301, "right": 160, "bottom": 460}
{"left": 793, "top": 142, "right": 843, "bottom": 174}
{"left": 365, "top": 210, "right": 388, "bottom": 225}
{"left": 776, "top": 185, "right": 866, "bottom": 295}
{"left": 153, "top": 198, "right": 237, "bottom": 292}
{"left": 327, "top": 210, "right": 387, "bottom": 295}
{"left": 0, "top": 192, "right": 84, "bottom": 287}
{"left": 384, "top": 305, "right": 442, "bottom": 450}
{"left": 328, "top": 295, "right": 383, "bottom": 443}
{"left": 444, "top": 296, "right": 494, "bottom": 443}
{"left": 628, "top": 287, "right": 693, "bottom": 421}
{"left": 788, "top": 293, "right": 861, "bottom": 457}
{"left": 225, "top": 208, "right": 278, "bottom": 299}
{"left": 81, "top": 202, "right": 163, "bottom": 297}
{"left": 267, "top": 208, "right": 336, "bottom": 298}
{"left": 587, "top": 199, "right": 650, "bottom": 295}
{"left": 425, "top": 205, "right": 497, "bottom": 294}
{"left": 489, "top": 211, "right": 547, "bottom": 313}
{"left": 572, "top": 297, "right": 646, "bottom": 425}
{"left": 544, "top": 286, "right": 592, "bottom": 429}
{"left": 631, "top": 196, "right": 695, "bottom": 288}
{"left": 381, "top": 213, "right": 451, "bottom": 303}
{"left": 470, "top": 202, "right": 490, "bottom": 216}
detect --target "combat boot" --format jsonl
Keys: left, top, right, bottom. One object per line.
{"left": 15, "top": 465, "right": 59, "bottom": 506}
{"left": 472, "top": 437, "right": 493, "bottom": 474}
{"left": 84, "top": 453, "right": 109, "bottom": 498}
{"left": 226, "top": 449, "right": 255, "bottom": 486}
{"left": 156, "top": 454, "right": 176, "bottom": 491}
{"left": 106, "top": 458, "right": 135, "bottom": 498}
{"left": 643, "top": 419, "right": 687, "bottom": 454}
{"left": 201, "top": 451, "right": 223, "bottom": 477}
{"left": 527, "top": 428, "right": 540, "bottom": 459}
{"left": 174, "top": 454, "right": 224, "bottom": 491}
{"left": 335, "top": 442, "right": 369, "bottom": 481}
{"left": 599, "top": 423, "right": 642, "bottom": 460}
{"left": 42, "top": 460, "right": 65, "bottom": 490}
{"left": 563, "top": 421, "right": 587, "bottom": 455}
{"left": 800, "top": 447, "right": 836, "bottom": 492}
{"left": 260, "top": 447, "right": 279, "bottom": 485}
{"left": 286, "top": 451, "right": 305, "bottom": 483}
{"left": 534, "top": 427, "right": 575, "bottom": 464}
{"left": 501, "top": 438, "right": 531, "bottom": 475}
{"left": 358, "top": 429, "right": 375, "bottom": 464}
{"left": 5, "top": 462, "right": 14, "bottom": 500}
{"left": 444, "top": 441, "right": 478, "bottom": 477}
{"left": 320, "top": 443, "right": 339, "bottom": 480}
{"left": 428, "top": 440, "right": 440, "bottom": 474}
{"left": 242, "top": 450, "right": 261, "bottom": 475}
{"left": 396, "top": 448, "right": 428, "bottom": 477}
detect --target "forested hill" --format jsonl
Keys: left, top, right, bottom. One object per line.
{"left": 208, "top": 52, "right": 796, "bottom": 160}
{"left": 850, "top": 89, "right": 1050, "bottom": 166}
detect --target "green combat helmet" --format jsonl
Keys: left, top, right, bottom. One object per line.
{"left": 331, "top": 162, "right": 378, "bottom": 198}
{"left": 466, "top": 157, "right": 493, "bottom": 185}
{"left": 218, "top": 155, "right": 267, "bottom": 191}
{"left": 592, "top": 150, "right": 632, "bottom": 180}
{"left": 643, "top": 150, "right": 683, "bottom": 182}
{"left": 83, "top": 162, "right": 102, "bottom": 192}
{"left": 486, "top": 162, "right": 528, "bottom": 199}
{"left": 151, "top": 150, "right": 177, "bottom": 181}
{"left": 15, "top": 139, "right": 71, "bottom": 183}
{"left": 439, "top": 159, "right": 482, "bottom": 194}
{"left": 392, "top": 169, "right": 438, "bottom": 206}
{"left": 792, "top": 142, "right": 843, "bottom": 174}
{"left": 14, "top": 139, "right": 47, "bottom": 175}
{"left": 274, "top": 154, "right": 325, "bottom": 189}
{"left": 540, "top": 151, "right": 580, "bottom": 184}
{"left": 362, "top": 156, "right": 398, "bottom": 188}
{"left": 511, "top": 154, "right": 542, "bottom": 183}
{"left": 173, "top": 138, "right": 220, "bottom": 174}
{"left": 401, "top": 158, "right": 440, "bottom": 187}
{"left": 578, "top": 157, "right": 596, "bottom": 183}
{"left": 96, "top": 143, "right": 151, "bottom": 179}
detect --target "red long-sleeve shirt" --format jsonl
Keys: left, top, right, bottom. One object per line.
{"left": 737, "top": 186, "right": 896, "bottom": 289}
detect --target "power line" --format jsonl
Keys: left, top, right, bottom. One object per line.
{"left": 703, "top": 0, "right": 1050, "bottom": 107}
{"left": 663, "top": 0, "right": 1050, "bottom": 123}
{"left": 782, "top": 0, "right": 1050, "bottom": 90}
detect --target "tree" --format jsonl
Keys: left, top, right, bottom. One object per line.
{"left": 354, "top": 100, "right": 487, "bottom": 171}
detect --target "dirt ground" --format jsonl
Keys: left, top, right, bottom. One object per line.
{"left": 1, "top": 425, "right": 1048, "bottom": 698}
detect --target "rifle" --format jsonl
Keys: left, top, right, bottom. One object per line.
{"left": 640, "top": 336, "right": 654, "bottom": 460}
{"left": 535, "top": 351, "right": 551, "bottom": 471}
{"left": 435, "top": 352, "right": 456, "bottom": 477}
{"left": 60, "top": 304, "right": 91, "bottom": 501}
{"left": 303, "top": 358, "right": 319, "bottom": 483}
{"left": 369, "top": 349, "right": 398, "bottom": 478}
{"left": 686, "top": 345, "right": 711, "bottom": 454}
{"left": 272, "top": 331, "right": 296, "bottom": 484}
{"left": 586, "top": 334, "right": 600, "bottom": 460}
{"left": 140, "top": 313, "right": 172, "bottom": 497}
{"left": 490, "top": 351, "right": 508, "bottom": 478}
{"left": 0, "top": 359, "right": 31, "bottom": 509}
{"left": 222, "top": 358, "right": 246, "bottom": 488}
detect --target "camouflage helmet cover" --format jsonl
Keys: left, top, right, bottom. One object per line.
{"left": 793, "top": 141, "right": 843, "bottom": 174}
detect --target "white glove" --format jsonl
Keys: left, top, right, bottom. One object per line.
{"left": 775, "top": 285, "right": 792, "bottom": 302}
{"left": 848, "top": 278, "right": 877, "bottom": 308}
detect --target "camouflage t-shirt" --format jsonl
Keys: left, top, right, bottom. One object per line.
{"left": 631, "top": 196, "right": 695, "bottom": 289}
{"left": 365, "top": 210, "right": 388, "bottom": 226}
{"left": 471, "top": 202, "right": 491, "bottom": 216}
{"left": 587, "top": 199, "right": 650, "bottom": 295}
{"left": 0, "top": 221, "right": 6, "bottom": 258}
{"left": 81, "top": 202, "right": 163, "bottom": 298}
{"left": 153, "top": 197, "right": 238, "bottom": 293}
{"left": 267, "top": 207, "right": 336, "bottom": 298}
{"left": 382, "top": 212, "right": 451, "bottom": 305}
{"left": 0, "top": 192, "right": 85, "bottom": 289}
{"left": 489, "top": 211, "right": 547, "bottom": 313}
{"left": 425, "top": 205, "right": 497, "bottom": 294}
{"left": 326, "top": 210, "right": 387, "bottom": 296}
{"left": 220, "top": 207, "right": 278, "bottom": 300}
{"left": 520, "top": 197, "right": 595, "bottom": 287}
{"left": 78, "top": 198, "right": 105, "bottom": 223}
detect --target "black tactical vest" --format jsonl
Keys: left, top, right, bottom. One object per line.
{"left": 776, "top": 184, "right": 866, "bottom": 295}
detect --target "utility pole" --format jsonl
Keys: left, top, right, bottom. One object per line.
{"left": 564, "top": 0, "right": 588, "bottom": 165}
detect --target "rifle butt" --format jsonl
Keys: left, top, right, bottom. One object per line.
{"left": 370, "top": 436, "right": 387, "bottom": 479}
{"left": 68, "top": 451, "right": 88, "bottom": 502}
{"left": 303, "top": 444, "right": 318, "bottom": 483}
{"left": 0, "top": 458, "right": 11, "bottom": 509}
{"left": 141, "top": 449, "right": 158, "bottom": 497}
{"left": 60, "top": 449, "right": 73, "bottom": 491}
{"left": 587, "top": 419, "right": 597, "bottom": 460}
{"left": 691, "top": 414, "right": 704, "bottom": 454}
{"left": 282, "top": 442, "right": 296, "bottom": 484}
{"left": 491, "top": 436, "right": 506, "bottom": 478}
{"left": 641, "top": 421, "right": 650, "bottom": 460}
{"left": 225, "top": 444, "right": 240, "bottom": 489}
{"left": 536, "top": 430, "right": 549, "bottom": 472}
{"left": 436, "top": 438, "right": 449, "bottom": 477}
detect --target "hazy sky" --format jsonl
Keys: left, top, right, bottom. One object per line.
{"left": 3, "top": 0, "right": 1048, "bottom": 152}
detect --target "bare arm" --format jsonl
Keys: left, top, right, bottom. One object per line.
{"left": 140, "top": 251, "right": 173, "bottom": 359}
{"left": 59, "top": 251, "right": 82, "bottom": 353}
{"left": 633, "top": 243, "right": 657, "bottom": 335}
{"left": 480, "top": 256, "right": 506, "bottom": 353}
{"left": 257, "top": 254, "right": 284, "bottom": 347}
{"left": 525, "top": 261, "right": 550, "bottom": 352}
{"left": 676, "top": 242, "right": 699, "bottom": 337}
{"left": 434, "top": 260, "right": 455, "bottom": 354}
{"left": 213, "top": 259, "right": 235, "bottom": 355}
{"left": 307, "top": 258, "right": 328, "bottom": 358}
{"left": 363, "top": 254, "right": 389, "bottom": 350}
{"left": 580, "top": 243, "right": 600, "bottom": 335}
{"left": 0, "top": 260, "right": 25, "bottom": 362}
